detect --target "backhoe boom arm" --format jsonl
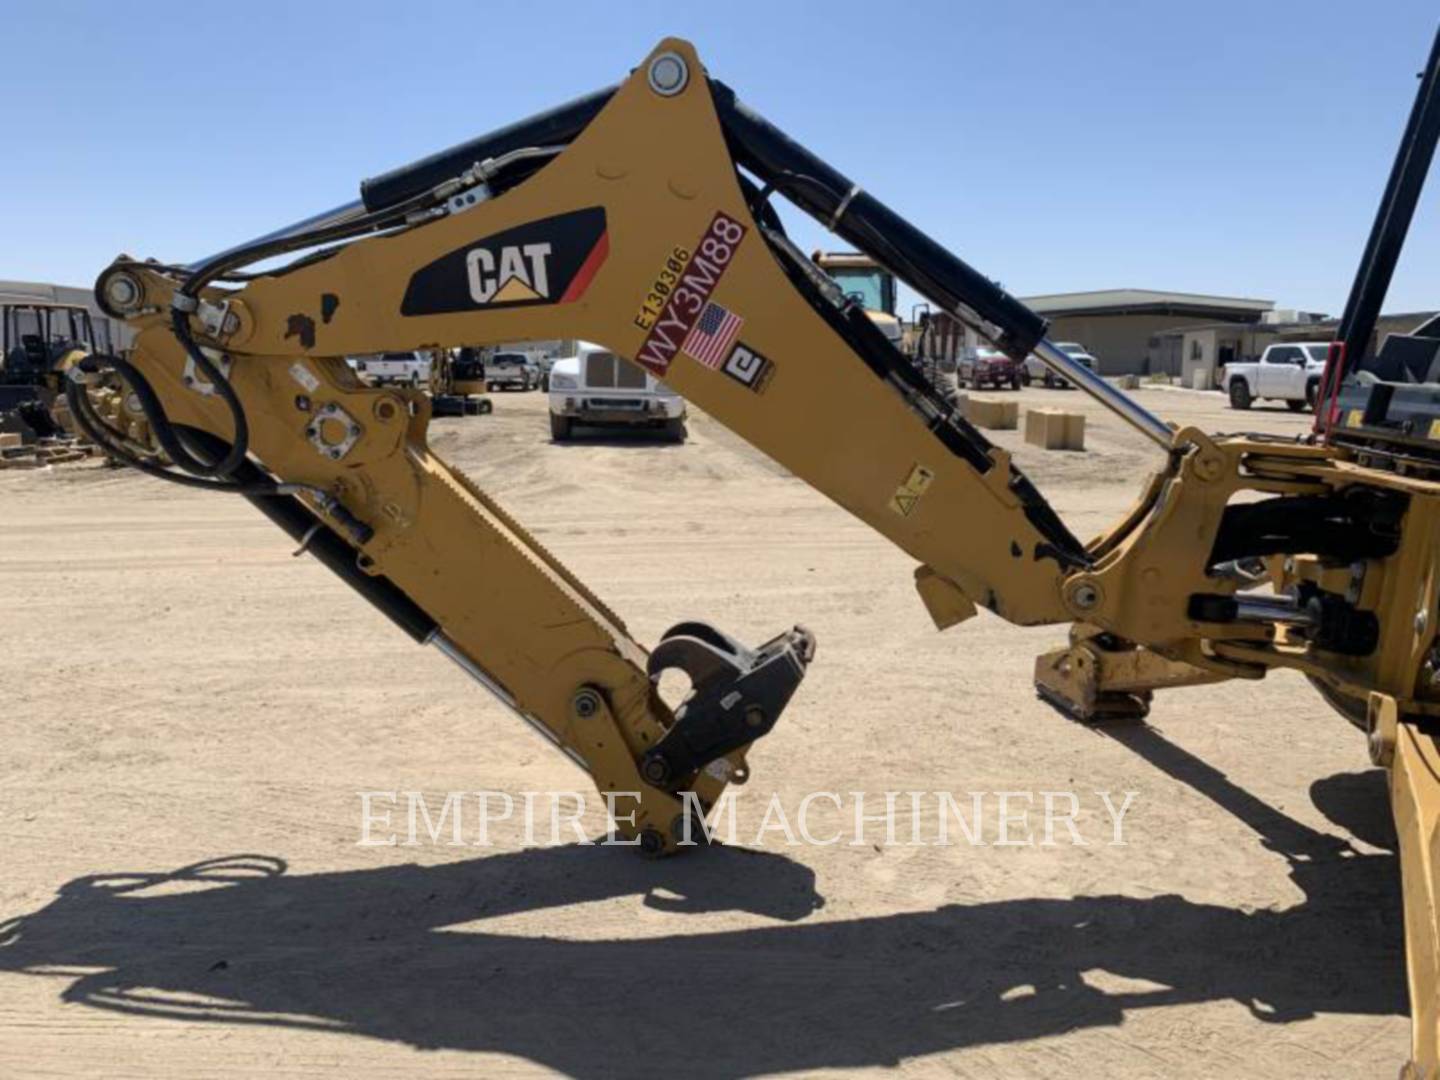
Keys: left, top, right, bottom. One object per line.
{"left": 74, "top": 33, "right": 1440, "bottom": 1071}
{"left": 90, "top": 39, "right": 1112, "bottom": 856}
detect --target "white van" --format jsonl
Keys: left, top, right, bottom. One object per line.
{"left": 547, "top": 342, "right": 686, "bottom": 441}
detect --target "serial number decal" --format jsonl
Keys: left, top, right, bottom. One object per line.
{"left": 634, "top": 211, "right": 748, "bottom": 376}
{"left": 633, "top": 245, "right": 691, "bottom": 331}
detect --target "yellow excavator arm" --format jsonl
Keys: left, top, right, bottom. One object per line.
{"left": 76, "top": 35, "right": 1440, "bottom": 1071}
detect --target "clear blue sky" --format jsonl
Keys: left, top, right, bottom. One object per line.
{"left": 5, "top": 0, "right": 1437, "bottom": 315}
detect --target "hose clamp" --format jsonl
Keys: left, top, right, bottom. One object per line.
{"left": 198, "top": 300, "right": 237, "bottom": 338}
{"left": 828, "top": 184, "right": 862, "bottom": 231}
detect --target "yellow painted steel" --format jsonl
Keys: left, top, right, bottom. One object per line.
{"left": 92, "top": 37, "right": 1440, "bottom": 1069}
{"left": 1395, "top": 720, "right": 1440, "bottom": 1077}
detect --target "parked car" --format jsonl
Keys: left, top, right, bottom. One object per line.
{"left": 532, "top": 354, "right": 558, "bottom": 390}
{"left": 1221, "top": 342, "right": 1332, "bottom": 411}
{"left": 349, "top": 351, "right": 431, "bottom": 387}
{"left": 1024, "top": 341, "right": 1098, "bottom": 387}
{"left": 958, "top": 346, "right": 1023, "bottom": 390}
{"left": 548, "top": 342, "right": 687, "bottom": 441}
{"left": 486, "top": 350, "right": 535, "bottom": 391}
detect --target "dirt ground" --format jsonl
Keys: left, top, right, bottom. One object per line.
{"left": 0, "top": 383, "right": 1409, "bottom": 1078}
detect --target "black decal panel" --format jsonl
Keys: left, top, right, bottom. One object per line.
{"left": 401, "top": 207, "right": 608, "bottom": 316}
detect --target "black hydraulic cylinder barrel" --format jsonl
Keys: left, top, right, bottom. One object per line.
{"left": 709, "top": 81, "right": 1049, "bottom": 360}
{"left": 359, "top": 75, "right": 1045, "bottom": 357}
{"left": 178, "top": 427, "right": 438, "bottom": 643}
{"left": 359, "top": 86, "right": 617, "bottom": 213}
{"left": 1335, "top": 25, "right": 1440, "bottom": 373}
{"left": 245, "top": 491, "right": 438, "bottom": 643}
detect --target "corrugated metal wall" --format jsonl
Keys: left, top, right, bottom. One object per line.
{"left": 0, "top": 279, "right": 133, "bottom": 350}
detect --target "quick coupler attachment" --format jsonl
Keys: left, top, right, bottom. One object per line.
{"left": 640, "top": 622, "right": 816, "bottom": 788}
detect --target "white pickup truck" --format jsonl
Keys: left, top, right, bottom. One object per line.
{"left": 348, "top": 351, "right": 432, "bottom": 388}
{"left": 1222, "top": 342, "right": 1333, "bottom": 411}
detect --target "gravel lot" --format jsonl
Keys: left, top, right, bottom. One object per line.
{"left": 0, "top": 382, "right": 1408, "bottom": 1079}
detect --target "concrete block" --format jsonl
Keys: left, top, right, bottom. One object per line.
{"left": 0, "top": 432, "right": 20, "bottom": 450}
{"left": 40, "top": 449, "right": 86, "bottom": 465}
{"left": 49, "top": 399, "right": 78, "bottom": 437}
{"left": 1117, "top": 374, "right": 1140, "bottom": 390}
{"left": 1024, "top": 407, "right": 1086, "bottom": 450}
{"left": 968, "top": 396, "right": 1018, "bottom": 431}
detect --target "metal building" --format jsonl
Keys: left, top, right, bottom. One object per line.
{"left": 0, "top": 279, "right": 132, "bottom": 351}
{"left": 1021, "top": 289, "right": 1275, "bottom": 376}
{"left": 1159, "top": 310, "right": 1439, "bottom": 388}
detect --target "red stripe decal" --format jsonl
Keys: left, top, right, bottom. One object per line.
{"left": 560, "top": 230, "right": 609, "bottom": 304}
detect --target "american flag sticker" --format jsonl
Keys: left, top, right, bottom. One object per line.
{"left": 681, "top": 302, "right": 744, "bottom": 370}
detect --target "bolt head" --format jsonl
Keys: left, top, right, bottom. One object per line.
{"left": 670, "top": 812, "right": 707, "bottom": 846}
{"left": 1369, "top": 727, "right": 1394, "bottom": 767}
{"left": 647, "top": 52, "right": 688, "bottom": 96}
{"left": 641, "top": 755, "right": 670, "bottom": 785}
{"left": 104, "top": 272, "right": 142, "bottom": 312}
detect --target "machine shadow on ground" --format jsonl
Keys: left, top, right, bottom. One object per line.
{"left": 0, "top": 756, "right": 1405, "bottom": 1078}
